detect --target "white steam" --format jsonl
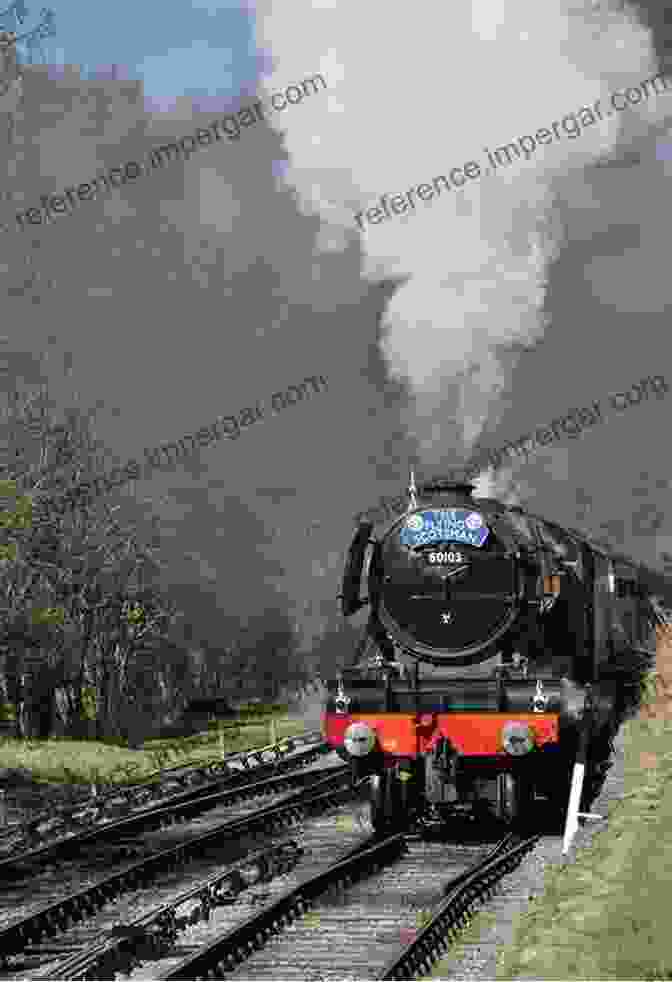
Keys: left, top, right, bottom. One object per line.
{"left": 252, "top": 0, "right": 661, "bottom": 473}
{"left": 472, "top": 462, "right": 542, "bottom": 509}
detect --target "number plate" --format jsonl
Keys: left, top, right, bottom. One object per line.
{"left": 426, "top": 550, "right": 467, "bottom": 565}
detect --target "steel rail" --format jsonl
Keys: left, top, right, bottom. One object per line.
{"left": 33, "top": 835, "right": 378, "bottom": 981}
{"left": 161, "top": 832, "right": 410, "bottom": 979}
{"left": 23, "top": 839, "right": 307, "bottom": 980}
{"left": 0, "top": 730, "right": 325, "bottom": 857}
{"left": 0, "top": 765, "right": 357, "bottom": 962}
{"left": 159, "top": 830, "right": 539, "bottom": 981}
{"left": 378, "top": 831, "right": 541, "bottom": 979}
{"left": 0, "top": 728, "right": 323, "bottom": 842}
{"left": 0, "top": 739, "right": 330, "bottom": 880}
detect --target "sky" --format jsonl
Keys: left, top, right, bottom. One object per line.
{"left": 25, "top": 0, "right": 264, "bottom": 107}
{"left": 2, "top": 0, "right": 672, "bottom": 664}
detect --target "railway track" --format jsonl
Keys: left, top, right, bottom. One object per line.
{"left": 0, "top": 757, "right": 542, "bottom": 982}
{"left": 5, "top": 798, "right": 376, "bottom": 981}
{"left": 0, "top": 730, "right": 325, "bottom": 859}
{"left": 379, "top": 832, "right": 540, "bottom": 980}
{"left": 7, "top": 839, "right": 308, "bottom": 980}
{"left": 155, "top": 826, "right": 540, "bottom": 981}
{"left": 0, "top": 760, "right": 363, "bottom": 976}
{"left": 16, "top": 814, "right": 377, "bottom": 981}
{"left": 0, "top": 736, "right": 329, "bottom": 882}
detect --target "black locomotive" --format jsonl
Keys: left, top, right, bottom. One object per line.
{"left": 323, "top": 479, "right": 659, "bottom": 833}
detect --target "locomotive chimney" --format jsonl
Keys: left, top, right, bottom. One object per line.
{"left": 417, "top": 479, "right": 476, "bottom": 504}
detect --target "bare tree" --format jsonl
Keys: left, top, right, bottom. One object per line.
{"left": 0, "top": 385, "right": 180, "bottom": 741}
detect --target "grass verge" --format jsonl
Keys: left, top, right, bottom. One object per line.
{"left": 495, "top": 714, "right": 672, "bottom": 980}
{"left": 0, "top": 712, "right": 313, "bottom": 787}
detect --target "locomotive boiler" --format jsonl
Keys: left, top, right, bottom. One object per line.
{"left": 323, "top": 479, "right": 657, "bottom": 833}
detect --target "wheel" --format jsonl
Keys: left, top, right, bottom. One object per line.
{"left": 496, "top": 772, "right": 534, "bottom": 825}
{"left": 370, "top": 770, "right": 403, "bottom": 835}
{"left": 496, "top": 773, "right": 517, "bottom": 824}
{"left": 370, "top": 773, "right": 386, "bottom": 833}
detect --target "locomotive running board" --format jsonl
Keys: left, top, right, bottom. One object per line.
{"left": 562, "top": 761, "right": 606, "bottom": 854}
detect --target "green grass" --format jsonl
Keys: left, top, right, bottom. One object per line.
{"left": 494, "top": 713, "right": 672, "bottom": 980}
{"left": 0, "top": 711, "right": 313, "bottom": 786}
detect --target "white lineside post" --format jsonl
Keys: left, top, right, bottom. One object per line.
{"left": 269, "top": 715, "right": 277, "bottom": 747}
{"left": 561, "top": 758, "right": 585, "bottom": 855}
{"left": 562, "top": 684, "right": 605, "bottom": 854}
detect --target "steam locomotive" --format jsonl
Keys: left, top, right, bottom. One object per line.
{"left": 322, "top": 479, "right": 658, "bottom": 833}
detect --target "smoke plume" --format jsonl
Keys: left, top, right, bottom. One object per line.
{"left": 252, "top": 0, "right": 662, "bottom": 474}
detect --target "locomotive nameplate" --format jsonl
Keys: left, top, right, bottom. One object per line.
{"left": 399, "top": 509, "right": 490, "bottom": 548}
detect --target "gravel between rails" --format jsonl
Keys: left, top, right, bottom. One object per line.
{"left": 0, "top": 754, "right": 343, "bottom": 938}
{"left": 130, "top": 819, "right": 501, "bottom": 982}
{"left": 425, "top": 723, "right": 628, "bottom": 981}
{"left": 106, "top": 798, "right": 377, "bottom": 980}
{"left": 3, "top": 843, "right": 303, "bottom": 981}
{"left": 214, "top": 837, "right": 494, "bottom": 981}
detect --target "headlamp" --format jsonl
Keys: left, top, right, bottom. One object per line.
{"left": 343, "top": 721, "right": 376, "bottom": 757}
{"left": 501, "top": 721, "right": 535, "bottom": 756}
